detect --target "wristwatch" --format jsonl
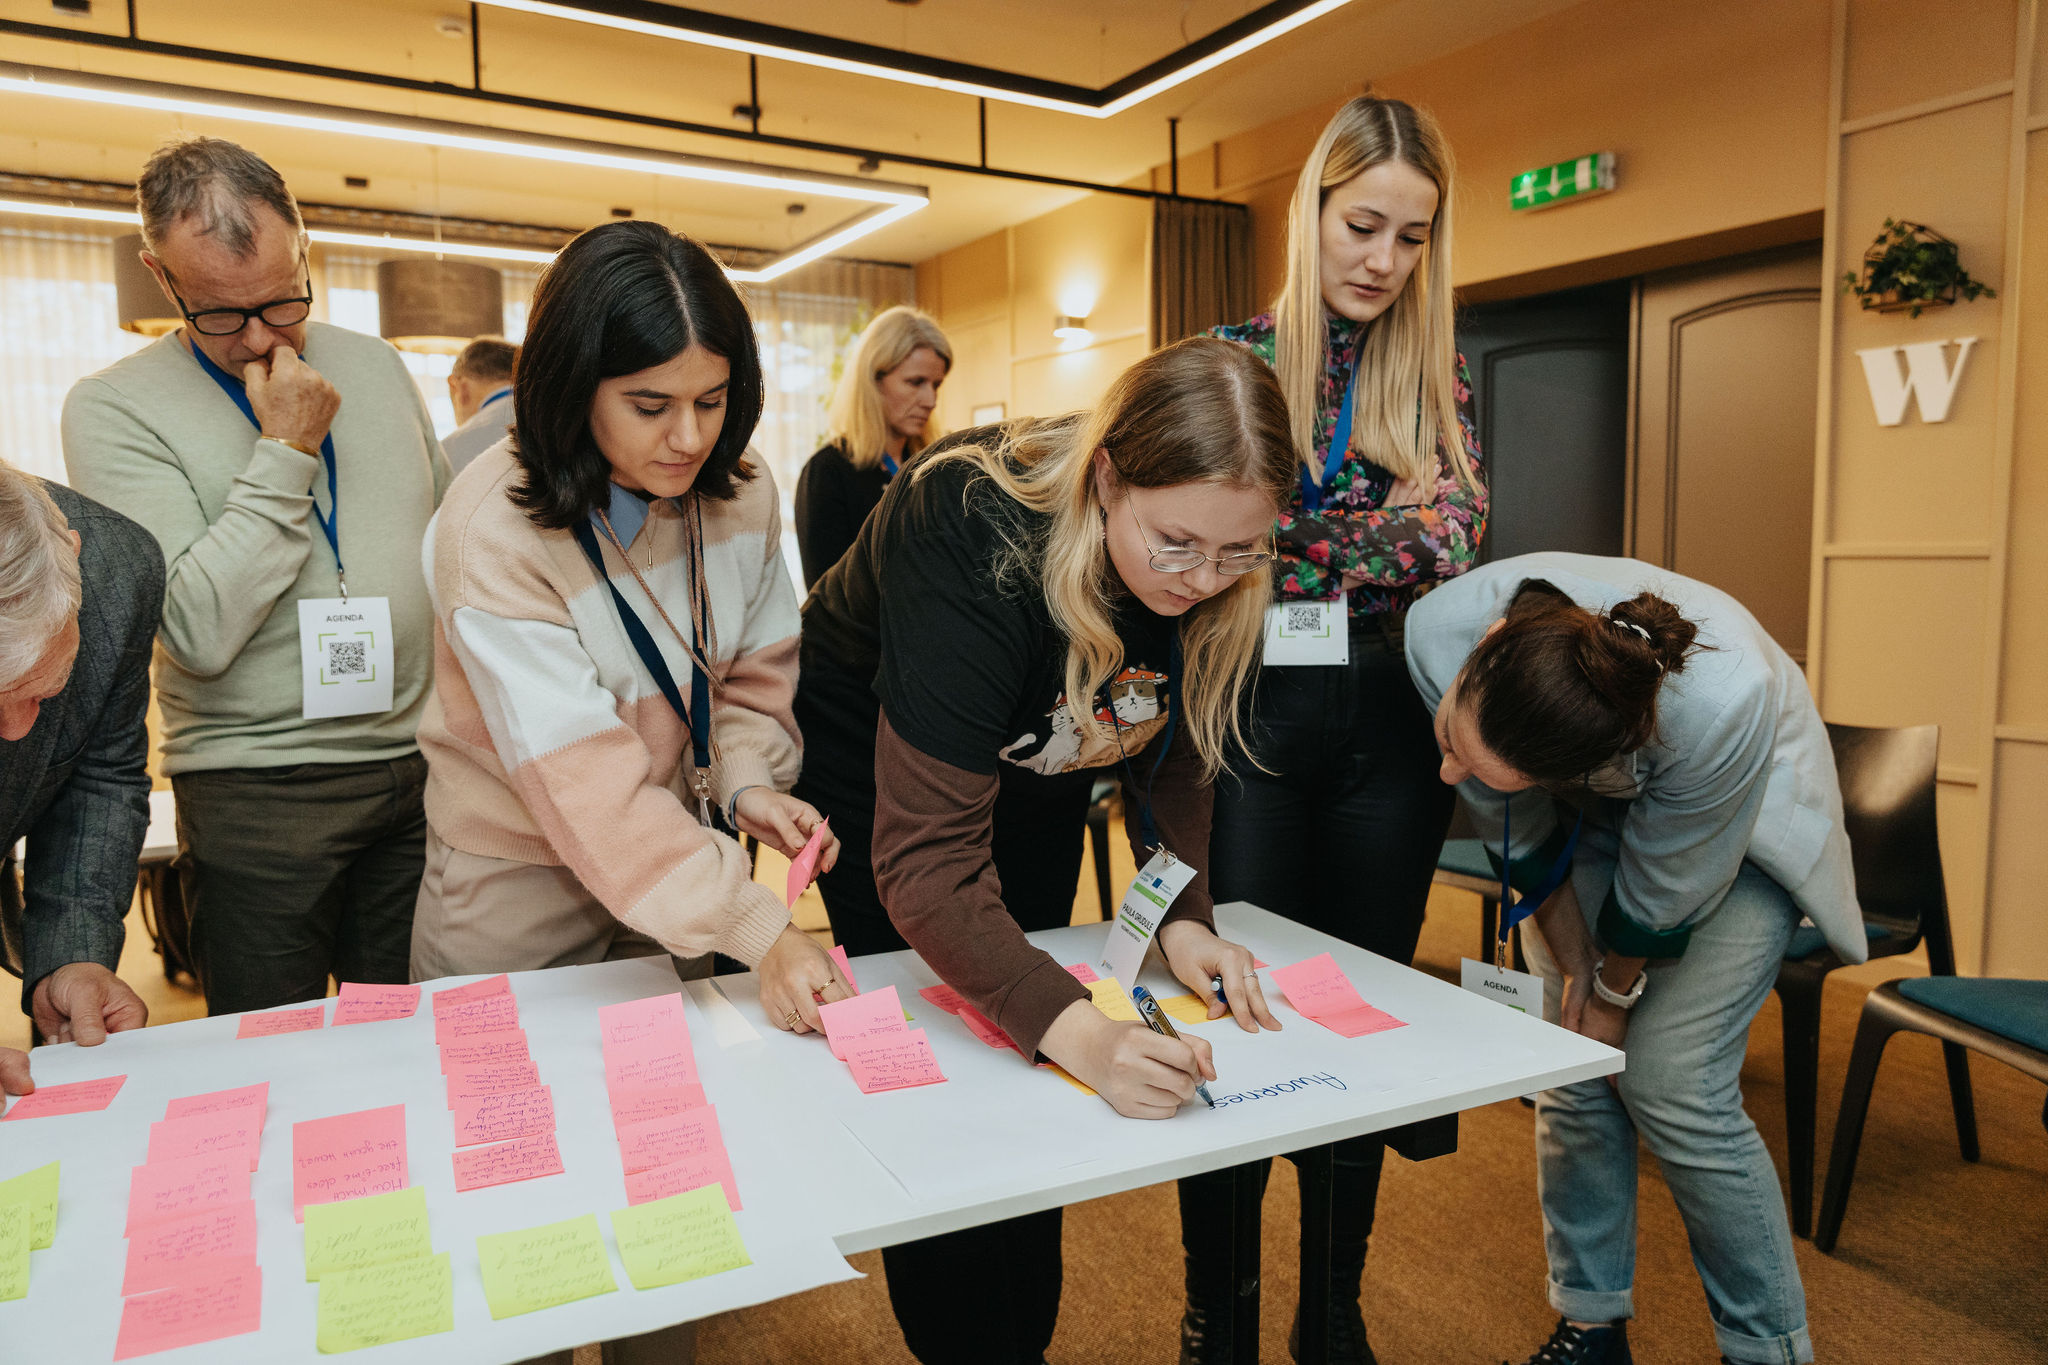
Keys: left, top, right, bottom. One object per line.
{"left": 1590, "top": 957, "right": 1647, "bottom": 1010}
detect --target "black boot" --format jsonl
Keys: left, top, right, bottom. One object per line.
{"left": 1503, "top": 1318, "right": 1633, "bottom": 1365}
{"left": 1176, "top": 1161, "right": 1270, "bottom": 1365}
{"left": 1286, "top": 1138, "right": 1381, "bottom": 1365}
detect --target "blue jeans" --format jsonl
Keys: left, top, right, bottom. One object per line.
{"left": 1522, "top": 834, "right": 1812, "bottom": 1364}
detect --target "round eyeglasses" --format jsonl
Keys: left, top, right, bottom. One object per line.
{"left": 1125, "top": 497, "right": 1273, "bottom": 576}
{"left": 161, "top": 262, "right": 314, "bottom": 337}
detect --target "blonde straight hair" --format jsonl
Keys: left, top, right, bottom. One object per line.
{"left": 827, "top": 305, "right": 953, "bottom": 470}
{"left": 915, "top": 337, "right": 1296, "bottom": 779}
{"left": 1273, "top": 96, "right": 1474, "bottom": 493}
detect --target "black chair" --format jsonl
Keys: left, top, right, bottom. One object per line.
{"left": 1771, "top": 721, "right": 1974, "bottom": 1237}
{"left": 1814, "top": 977, "right": 2048, "bottom": 1252}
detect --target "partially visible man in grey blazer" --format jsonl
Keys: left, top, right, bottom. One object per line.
{"left": 0, "top": 459, "right": 160, "bottom": 1101}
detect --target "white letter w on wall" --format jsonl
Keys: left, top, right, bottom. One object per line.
{"left": 1855, "top": 337, "right": 1978, "bottom": 426}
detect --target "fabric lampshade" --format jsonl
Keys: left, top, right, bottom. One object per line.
{"left": 113, "top": 233, "right": 180, "bottom": 337}
{"left": 376, "top": 258, "right": 504, "bottom": 354}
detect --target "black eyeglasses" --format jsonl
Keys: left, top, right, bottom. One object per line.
{"left": 1125, "top": 497, "right": 1273, "bottom": 576}
{"left": 160, "top": 258, "right": 314, "bottom": 337}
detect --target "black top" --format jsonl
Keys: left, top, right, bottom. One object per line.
{"left": 793, "top": 442, "right": 892, "bottom": 591}
{"left": 0, "top": 482, "right": 162, "bottom": 1005}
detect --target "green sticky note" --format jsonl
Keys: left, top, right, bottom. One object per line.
{"left": 316, "top": 1251, "right": 453, "bottom": 1353}
{"left": 302, "top": 1186, "right": 433, "bottom": 1281}
{"left": 476, "top": 1213, "right": 616, "bottom": 1319}
{"left": 610, "top": 1185, "right": 751, "bottom": 1291}
{"left": 0, "top": 1161, "right": 58, "bottom": 1250}
{"left": 0, "top": 1200, "right": 29, "bottom": 1302}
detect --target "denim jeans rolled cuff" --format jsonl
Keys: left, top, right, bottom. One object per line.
{"left": 1545, "top": 1276, "right": 1633, "bottom": 1326}
{"left": 1712, "top": 1318, "right": 1813, "bottom": 1365}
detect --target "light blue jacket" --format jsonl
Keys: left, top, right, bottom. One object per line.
{"left": 1406, "top": 553, "right": 1866, "bottom": 963}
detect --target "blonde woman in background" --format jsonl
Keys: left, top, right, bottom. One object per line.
{"left": 792, "top": 304, "right": 951, "bottom": 588}
{"left": 1178, "top": 95, "right": 1487, "bottom": 1365}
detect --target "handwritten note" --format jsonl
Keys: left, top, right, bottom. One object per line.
{"left": 112, "top": 1265, "right": 263, "bottom": 1360}
{"left": 452, "top": 1133, "right": 564, "bottom": 1193}
{"left": 1269, "top": 953, "right": 1407, "bottom": 1037}
{"left": 0, "top": 1160, "right": 58, "bottom": 1249}
{"left": 121, "top": 1201, "right": 258, "bottom": 1296}
{"left": 614, "top": 1105, "right": 741, "bottom": 1210}
{"left": 164, "top": 1082, "right": 268, "bottom": 1123}
{"left": 602, "top": 1034, "right": 700, "bottom": 1091}
{"left": 1064, "top": 962, "right": 1100, "bottom": 984}
{"left": 317, "top": 1251, "right": 454, "bottom": 1352}
{"left": 845, "top": 1029, "right": 947, "bottom": 1094}
{"left": 452, "top": 1084, "right": 556, "bottom": 1148}
{"left": 1087, "top": 977, "right": 1142, "bottom": 1023}
{"left": 785, "top": 816, "right": 831, "bottom": 904}
{"left": 611, "top": 1185, "right": 751, "bottom": 1290}
{"left": 445, "top": 1060, "right": 543, "bottom": 1107}
{"left": 598, "top": 993, "right": 692, "bottom": 1052}
{"left": 302, "top": 1186, "right": 434, "bottom": 1280}
{"left": 431, "top": 973, "right": 510, "bottom": 1014}
{"left": 624, "top": 1155, "right": 743, "bottom": 1212}
{"left": 332, "top": 982, "right": 422, "bottom": 1026}
{"left": 292, "top": 1105, "right": 409, "bottom": 1221}
{"left": 126, "top": 1155, "right": 251, "bottom": 1235}
{"left": 607, "top": 1083, "right": 707, "bottom": 1129}
{"left": 956, "top": 1003, "right": 1019, "bottom": 1052}
{"left": 475, "top": 1214, "right": 616, "bottom": 1320}
{"left": 916, "top": 983, "right": 965, "bottom": 1015}
{"left": 0, "top": 1201, "right": 27, "bottom": 1302}
{"left": 828, "top": 944, "right": 860, "bottom": 996}
{"left": 818, "top": 984, "right": 908, "bottom": 1061}
{"left": 0, "top": 1073, "right": 125, "bottom": 1120}
{"left": 147, "top": 1108, "right": 263, "bottom": 1172}
{"left": 236, "top": 1005, "right": 324, "bottom": 1039}
{"left": 438, "top": 1030, "right": 531, "bottom": 1074}
{"left": 433, "top": 993, "right": 520, "bottom": 1043}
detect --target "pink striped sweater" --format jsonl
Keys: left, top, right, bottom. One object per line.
{"left": 416, "top": 440, "right": 802, "bottom": 966}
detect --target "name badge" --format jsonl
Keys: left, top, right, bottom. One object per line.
{"left": 1460, "top": 958, "right": 1546, "bottom": 1019}
{"left": 1099, "top": 849, "right": 1199, "bottom": 989}
{"left": 1262, "top": 593, "right": 1349, "bottom": 667}
{"left": 297, "top": 597, "right": 395, "bottom": 720}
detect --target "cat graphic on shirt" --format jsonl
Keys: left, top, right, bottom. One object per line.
{"left": 999, "top": 666, "right": 1170, "bottom": 776}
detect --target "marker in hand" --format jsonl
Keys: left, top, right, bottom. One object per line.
{"left": 1131, "top": 985, "right": 1214, "bottom": 1110}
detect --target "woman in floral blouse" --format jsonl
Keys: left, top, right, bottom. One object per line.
{"left": 1177, "top": 95, "right": 1486, "bottom": 1365}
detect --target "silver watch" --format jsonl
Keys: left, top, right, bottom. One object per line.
{"left": 1590, "top": 957, "right": 1647, "bottom": 1010}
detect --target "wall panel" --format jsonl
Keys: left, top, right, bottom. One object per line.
{"left": 1842, "top": 0, "right": 2016, "bottom": 121}
{"left": 2001, "top": 132, "right": 2048, "bottom": 728}
{"left": 1984, "top": 740, "right": 2048, "bottom": 975}
{"left": 1819, "top": 559, "right": 1989, "bottom": 758}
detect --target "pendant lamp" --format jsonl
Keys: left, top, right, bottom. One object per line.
{"left": 112, "top": 233, "right": 180, "bottom": 336}
{"left": 377, "top": 258, "right": 504, "bottom": 354}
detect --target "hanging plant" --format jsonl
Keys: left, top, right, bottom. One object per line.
{"left": 1840, "top": 219, "right": 1996, "bottom": 319}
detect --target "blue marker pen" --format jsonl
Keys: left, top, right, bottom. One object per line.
{"left": 1131, "top": 985, "right": 1215, "bottom": 1109}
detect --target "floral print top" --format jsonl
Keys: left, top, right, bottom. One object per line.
{"left": 1209, "top": 310, "right": 1487, "bottom": 618}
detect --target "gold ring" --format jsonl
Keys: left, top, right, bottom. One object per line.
{"left": 784, "top": 1009, "right": 802, "bottom": 1027}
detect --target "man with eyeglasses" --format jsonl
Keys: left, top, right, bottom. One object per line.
{"left": 62, "top": 134, "right": 450, "bottom": 1018}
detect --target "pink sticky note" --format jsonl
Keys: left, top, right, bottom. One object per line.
{"left": 438, "top": 1029, "right": 530, "bottom": 1074}
{"left": 236, "top": 1005, "right": 324, "bottom": 1039}
{"left": 147, "top": 1108, "right": 264, "bottom": 1172}
{"left": 785, "top": 816, "right": 831, "bottom": 904}
{"left": 617, "top": 1106, "right": 740, "bottom": 1209}
{"left": 164, "top": 1082, "right": 269, "bottom": 1123}
{"left": 291, "top": 1104, "right": 408, "bottom": 1220}
{"left": 126, "top": 1155, "right": 252, "bottom": 1236}
{"left": 1254, "top": 957, "right": 1270, "bottom": 969}
{"left": 0, "top": 1073, "right": 125, "bottom": 1120}
{"left": 452, "top": 1132, "right": 564, "bottom": 1193}
{"left": 113, "top": 1266, "right": 263, "bottom": 1361}
{"left": 432, "top": 973, "right": 511, "bottom": 1015}
{"left": 1064, "top": 962, "right": 1100, "bottom": 984}
{"left": 625, "top": 1153, "right": 744, "bottom": 1212}
{"left": 445, "top": 1060, "right": 544, "bottom": 1108}
{"left": 597, "top": 993, "right": 692, "bottom": 1052}
{"left": 846, "top": 1028, "right": 948, "bottom": 1094}
{"left": 602, "top": 1034, "right": 699, "bottom": 1092}
{"left": 917, "top": 983, "right": 966, "bottom": 1015}
{"left": 607, "top": 1083, "right": 707, "bottom": 1130}
{"left": 818, "top": 984, "right": 908, "bottom": 1062}
{"left": 957, "top": 1003, "right": 1021, "bottom": 1053}
{"left": 432, "top": 992, "right": 520, "bottom": 1043}
{"left": 451, "top": 1084, "right": 555, "bottom": 1148}
{"left": 121, "top": 1201, "right": 259, "bottom": 1296}
{"left": 828, "top": 944, "right": 861, "bottom": 996}
{"left": 332, "top": 981, "right": 422, "bottom": 1025}
{"left": 1269, "top": 952, "right": 1408, "bottom": 1038}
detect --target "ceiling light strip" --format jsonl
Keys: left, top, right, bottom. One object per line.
{"left": 0, "top": 196, "right": 562, "bottom": 264}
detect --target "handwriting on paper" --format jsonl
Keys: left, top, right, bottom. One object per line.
{"left": 828, "top": 944, "right": 861, "bottom": 995}
{"left": 292, "top": 1105, "right": 409, "bottom": 1220}
{"left": 332, "top": 982, "right": 422, "bottom": 1026}
{"left": 956, "top": 1003, "right": 1019, "bottom": 1053}
{"left": 784, "top": 816, "right": 831, "bottom": 905}
{"left": 623, "top": 1153, "right": 744, "bottom": 1213}
{"left": 431, "top": 974, "right": 510, "bottom": 1015}
{"left": 302, "top": 1186, "right": 433, "bottom": 1280}
{"left": 164, "top": 1083, "right": 269, "bottom": 1123}
{"left": 0, "top": 1160, "right": 58, "bottom": 1249}
{"left": 445, "top": 1060, "right": 543, "bottom": 1107}
{"left": 1064, "top": 962, "right": 1100, "bottom": 984}
{"left": 599, "top": 993, "right": 693, "bottom": 1053}
{"left": 236, "top": 1005, "right": 324, "bottom": 1039}
{"left": 121, "top": 1201, "right": 258, "bottom": 1296}
{"left": 112, "top": 1265, "right": 263, "bottom": 1361}
{"left": 452, "top": 1085, "right": 556, "bottom": 1148}
{"left": 126, "top": 1155, "right": 252, "bottom": 1235}
{"left": 611, "top": 1185, "right": 751, "bottom": 1290}
{"left": 1269, "top": 953, "right": 1407, "bottom": 1038}
{"left": 615, "top": 1106, "right": 741, "bottom": 1210}
{"left": 146, "top": 1108, "right": 263, "bottom": 1172}
{"left": 818, "top": 984, "right": 907, "bottom": 1061}
{"left": 916, "top": 983, "right": 964, "bottom": 1015}
{"left": 452, "top": 1133, "right": 564, "bottom": 1193}
{"left": 1087, "top": 978, "right": 1142, "bottom": 1022}
{"left": 438, "top": 1030, "right": 531, "bottom": 1074}
{"left": 475, "top": 1214, "right": 617, "bottom": 1320}
{"left": 317, "top": 1251, "right": 454, "bottom": 1352}
{"left": 607, "top": 1083, "right": 707, "bottom": 1129}
{"left": 0, "top": 1073, "right": 126, "bottom": 1121}
{"left": 433, "top": 992, "right": 520, "bottom": 1043}
{"left": 845, "top": 1029, "right": 947, "bottom": 1094}
{"left": 603, "top": 1034, "right": 699, "bottom": 1091}
{"left": 0, "top": 1202, "right": 28, "bottom": 1302}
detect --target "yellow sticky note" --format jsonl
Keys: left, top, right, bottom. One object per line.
{"left": 476, "top": 1213, "right": 616, "bottom": 1319}
{"left": 1087, "top": 978, "right": 1142, "bottom": 1023}
{"left": 609, "top": 1185, "right": 751, "bottom": 1290}
{"left": 316, "top": 1251, "right": 453, "bottom": 1353}
{"left": 1158, "top": 993, "right": 1218, "bottom": 1026}
{"left": 0, "top": 1161, "right": 58, "bottom": 1249}
{"left": 0, "top": 1200, "right": 29, "bottom": 1302}
{"left": 1042, "top": 1063, "right": 1096, "bottom": 1096}
{"left": 302, "top": 1186, "right": 433, "bottom": 1281}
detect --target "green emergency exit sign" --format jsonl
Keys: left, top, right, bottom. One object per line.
{"left": 1510, "top": 152, "right": 1616, "bottom": 211}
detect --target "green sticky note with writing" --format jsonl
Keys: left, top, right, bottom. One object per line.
{"left": 302, "top": 1186, "right": 433, "bottom": 1281}
{"left": 610, "top": 1185, "right": 751, "bottom": 1290}
{"left": 316, "top": 1251, "right": 453, "bottom": 1353}
{"left": 0, "top": 1161, "right": 58, "bottom": 1250}
{"left": 0, "top": 1200, "right": 29, "bottom": 1302}
{"left": 476, "top": 1213, "right": 616, "bottom": 1319}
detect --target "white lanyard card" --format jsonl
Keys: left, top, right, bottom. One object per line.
{"left": 1262, "top": 592, "right": 1349, "bottom": 666}
{"left": 297, "top": 596, "right": 395, "bottom": 720}
{"left": 1098, "top": 849, "right": 1199, "bottom": 990}
{"left": 1460, "top": 957, "right": 1545, "bottom": 1019}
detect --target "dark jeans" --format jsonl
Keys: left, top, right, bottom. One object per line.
{"left": 173, "top": 753, "right": 427, "bottom": 1016}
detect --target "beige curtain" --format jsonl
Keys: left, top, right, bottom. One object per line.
{"left": 1152, "top": 199, "right": 1255, "bottom": 345}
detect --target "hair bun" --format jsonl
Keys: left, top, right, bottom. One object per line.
{"left": 1608, "top": 593, "right": 1698, "bottom": 675}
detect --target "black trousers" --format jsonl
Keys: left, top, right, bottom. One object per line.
{"left": 1180, "top": 617, "right": 1455, "bottom": 1295}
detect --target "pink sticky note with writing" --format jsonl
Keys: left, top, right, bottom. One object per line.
{"left": 828, "top": 944, "right": 860, "bottom": 996}
{"left": 617, "top": 1106, "right": 741, "bottom": 1209}
{"left": 784, "top": 816, "right": 831, "bottom": 904}
{"left": 846, "top": 1028, "right": 948, "bottom": 1094}
{"left": 332, "top": 981, "right": 422, "bottom": 1025}
{"left": 126, "top": 1155, "right": 252, "bottom": 1236}
{"left": 0, "top": 1072, "right": 126, "bottom": 1120}
{"left": 113, "top": 1265, "right": 263, "bottom": 1361}
{"left": 607, "top": 1083, "right": 707, "bottom": 1130}
{"left": 291, "top": 1104, "right": 408, "bottom": 1221}
{"left": 438, "top": 1029, "right": 530, "bottom": 1074}
{"left": 917, "top": 983, "right": 965, "bottom": 1015}
{"left": 446, "top": 1060, "right": 544, "bottom": 1108}
{"left": 597, "top": 993, "right": 692, "bottom": 1052}
{"left": 236, "top": 1005, "right": 324, "bottom": 1038}
{"left": 452, "top": 1132, "right": 564, "bottom": 1192}
{"left": 603, "top": 1033, "right": 699, "bottom": 1092}
{"left": 164, "top": 1082, "right": 268, "bottom": 1123}
{"left": 1064, "top": 962, "right": 1100, "bottom": 984}
{"left": 625, "top": 1152, "right": 744, "bottom": 1211}
{"left": 818, "top": 984, "right": 908, "bottom": 1061}
{"left": 147, "top": 1108, "right": 264, "bottom": 1172}
{"left": 432, "top": 973, "right": 511, "bottom": 1015}
{"left": 1269, "top": 952, "right": 1407, "bottom": 1037}
{"left": 957, "top": 1002, "right": 1021, "bottom": 1053}
{"left": 434, "top": 992, "right": 520, "bottom": 1042}
{"left": 121, "top": 1200, "right": 258, "bottom": 1296}
{"left": 452, "top": 1084, "right": 555, "bottom": 1148}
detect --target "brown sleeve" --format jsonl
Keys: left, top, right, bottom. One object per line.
{"left": 1119, "top": 715, "right": 1217, "bottom": 930}
{"left": 871, "top": 711, "right": 1089, "bottom": 1058}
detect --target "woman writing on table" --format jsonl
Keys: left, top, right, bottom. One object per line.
{"left": 1406, "top": 551, "right": 1863, "bottom": 1365}
{"left": 795, "top": 336, "right": 1291, "bottom": 1365}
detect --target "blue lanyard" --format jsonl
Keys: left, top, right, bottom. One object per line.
{"left": 880, "top": 451, "right": 899, "bottom": 478}
{"left": 1499, "top": 797, "right": 1583, "bottom": 939}
{"left": 1102, "top": 634, "right": 1181, "bottom": 855}
{"left": 479, "top": 387, "right": 512, "bottom": 411}
{"left": 189, "top": 339, "right": 346, "bottom": 595}
{"left": 1300, "top": 353, "right": 1358, "bottom": 514}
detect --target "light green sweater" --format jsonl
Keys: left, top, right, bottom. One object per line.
{"left": 62, "top": 323, "right": 451, "bottom": 774}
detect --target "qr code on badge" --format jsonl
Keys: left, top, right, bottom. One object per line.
{"left": 326, "top": 639, "right": 368, "bottom": 677}
{"left": 1282, "top": 604, "right": 1324, "bottom": 635}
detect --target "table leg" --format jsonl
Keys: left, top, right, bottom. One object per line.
{"left": 1228, "top": 1160, "right": 1262, "bottom": 1365}
{"left": 1295, "top": 1144, "right": 1334, "bottom": 1365}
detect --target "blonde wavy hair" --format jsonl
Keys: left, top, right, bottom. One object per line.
{"left": 916, "top": 337, "right": 1295, "bottom": 779}
{"left": 827, "top": 305, "right": 953, "bottom": 471}
{"left": 1273, "top": 95, "right": 1475, "bottom": 493}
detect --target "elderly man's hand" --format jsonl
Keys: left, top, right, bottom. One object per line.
{"left": 247, "top": 343, "right": 341, "bottom": 451}
{"left": 31, "top": 962, "right": 148, "bottom": 1045}
{"left": 0, "top": 1047, "right": 30, "bottom": 1098}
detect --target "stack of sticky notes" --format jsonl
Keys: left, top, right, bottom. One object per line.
{"left": 0, "top": 1160, "right": 59, "bottom": 1303}
{"left": 817, "top": 984, "right": 946, "bottom": 1094}
{"left": 1269, "top": 953, "right": 1407, "bottom": 1037}
{"left": 305, "top": 1186, "right": 454, "bottom": 1352}
{"left": 291, "top": 1104, "right": 409, "bottom": 1222}
{"left": 115, "top": 1083, "right": 267, "bottom": 1357}
{"left": 600, "top": 994, "right": 740, "bottom": 1210}
{"left": 433, "top": 975, "right": 565, "bottom": 1191}
{"left": 610, "top": 1185, "right": 751, "bottom": 1290}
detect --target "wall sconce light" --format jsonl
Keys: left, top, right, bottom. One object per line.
{"left": 1053, "top": 314, "right": 1092, "bottom": 345}
{"left": 111, "top": 232, "right": 180, "bottom": 336}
